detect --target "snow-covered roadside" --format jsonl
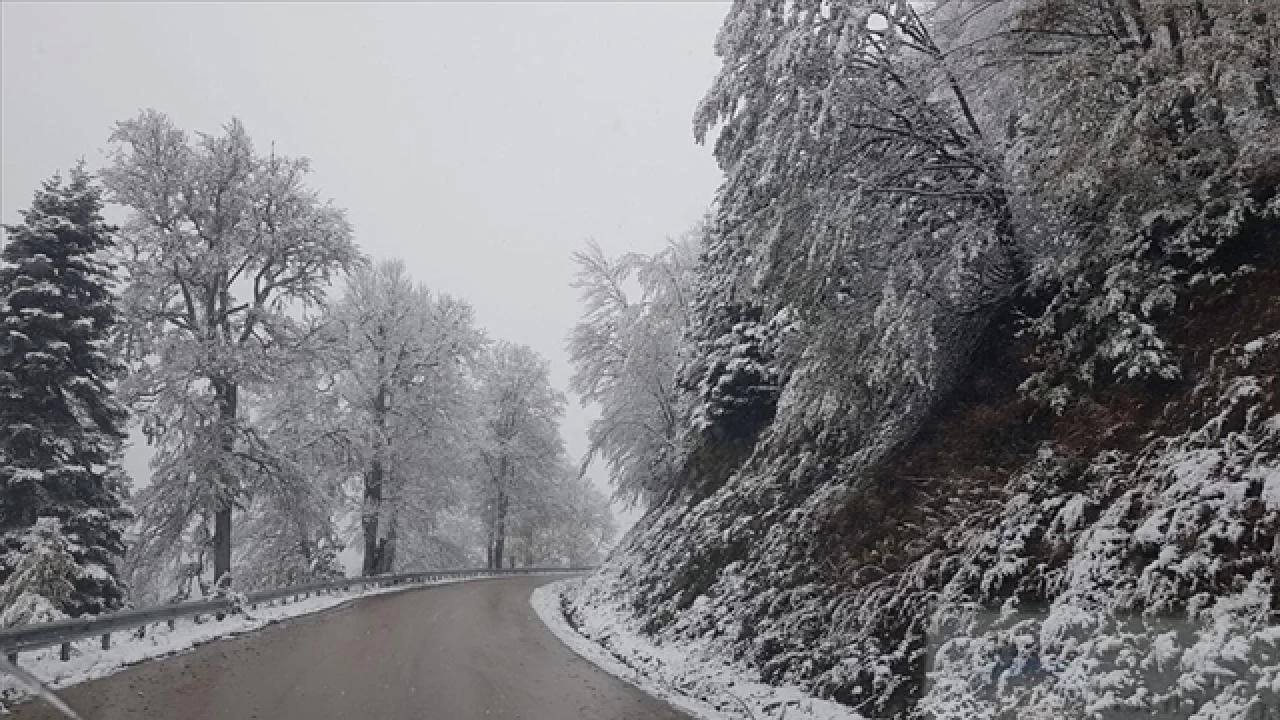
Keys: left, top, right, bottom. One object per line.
{"left": 531, "top": 577, "right": 860, "bottom": 720}
{"left": 0, "top": 575, "right": 484, "bottom": 709}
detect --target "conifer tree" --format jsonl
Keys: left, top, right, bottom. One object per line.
{"left": 0, "top": 165, "right": 130, "bottom": 620}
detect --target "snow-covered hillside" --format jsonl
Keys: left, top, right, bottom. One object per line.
{"left": 569, "top": 268, "right": 1280, "bottom": 720}
{"left": 564, "top": 2, "right": 1280, "bottom": 718}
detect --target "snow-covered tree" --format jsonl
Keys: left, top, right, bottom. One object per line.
{"left": 0, "top": 166, "right": 130, "bottom": 618}
{"left": 568, "top": 233, "right": 699, "bottom": 506}
{"left": 474, "top": 343, "right": 566, "bottom": 569}
{"left": 693, "top": 0, "right": 1021, "bottom": 303}
{"left": 684, "top": 0, "right": 1029, "bottom": 463}
{"left": 232, "top": 354, "right": 349, "bottom": 590}
{"left": 507, "top": 469, "right": 615, "bottom": 568}
{"left": 321, "top": 260, "right": 483, "bottom": 575}
{"left": 103, "top": 111, "right": 361, "bottom": 590}
{"left": 984, "top": 0, "right": 1280, "bottom": 409}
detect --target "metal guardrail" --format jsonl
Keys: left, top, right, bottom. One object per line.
{"left": 0, "top": 566, "right": 590, "bottom": 665}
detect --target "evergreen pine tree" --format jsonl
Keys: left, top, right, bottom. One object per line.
{"left": 0, "top": 164, "right": 130, "bottom": 620}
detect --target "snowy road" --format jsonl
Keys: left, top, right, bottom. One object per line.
{"left": 9, "top": 576, "right": 689, "bottom": 720}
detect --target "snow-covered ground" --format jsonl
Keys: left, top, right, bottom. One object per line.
{"left": 0, "top": 575, "right": 485, "bottom": 710}
{"left": 532, "top": 577, "right": 860, "bottom": 720}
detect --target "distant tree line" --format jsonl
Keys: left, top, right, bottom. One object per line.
{"left": 0, "top": 111, "right": 614, "bottom": 622}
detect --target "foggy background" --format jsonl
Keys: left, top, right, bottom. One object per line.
{"left": 1, "top": 2, "right": 729, "bottom": 532}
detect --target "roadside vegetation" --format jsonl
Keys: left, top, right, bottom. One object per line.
{"left": 567, "top": 2, "right": 1280, "bottom": 718}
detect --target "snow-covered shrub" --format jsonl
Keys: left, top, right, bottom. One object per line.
{"left": 0, "top": 518, "right": 77, "bottom": 627}
{"left": 1005, "top": 0, "right": 1280, "bottom": 411}
{"left": 684, "top": 303, "right": 781, "bottom": 447}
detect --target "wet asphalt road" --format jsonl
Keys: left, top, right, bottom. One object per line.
{"left": 10, "top": 576, "right": 688, "bottom": 720}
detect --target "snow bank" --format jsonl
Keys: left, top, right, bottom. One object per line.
{"left": 532, "top": 577, "right": 861, "bottom": 720}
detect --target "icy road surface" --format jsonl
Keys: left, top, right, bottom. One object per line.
{"left": 8, "top": 576, "right": 689, "bottom": 720}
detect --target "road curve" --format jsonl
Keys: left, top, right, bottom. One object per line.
{"left": 10, "top": 576, "right": 689, "bottom": 720}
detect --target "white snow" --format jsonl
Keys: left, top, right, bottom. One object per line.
{"left": 1257, "top": 466, "right": 1280, "bottom": 509}
{"left": 532, "top": 578, "right": 862, "bottom": 720}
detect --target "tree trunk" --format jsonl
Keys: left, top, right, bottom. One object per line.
{"left": 361, "top": 458, "right": 383, "bottom": 575}
{"left": 362, "top": 382, "right": 389, "bottom": 576}
{"left": 486, "top": 456, "right": 510, "bottom": 569}
{"left": 212, "top": 378, "right": 237, "bottom": 587}
{"left": 485, "top": 499, "right": 497, "bottom": 569}
{"left": 375, "top": 509, "right": 398, "bottom": 574}
{"left": 522, "top": 526, "right": 535, "bottom": 568}
{"left": 491, "top": 489, "right": 508, "bottom": 570}
{"left": 1125, "top": 0, "right": 1153, "bottom": 50}
{"left": 213, "top": 507, "right": 232, "bottom": 587}
{"left": 1252, "top": 9, "right": 1276, "bottom": 111}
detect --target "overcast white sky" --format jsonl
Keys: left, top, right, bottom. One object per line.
{"left": 1, "top": 2, "right": 729, "bottom": 525}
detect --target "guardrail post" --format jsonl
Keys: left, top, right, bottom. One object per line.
{"left": 60, "top": 642, "right": 71, "bottom": 662}
{"left": 101, "top": 633, "right": 111, "bottom": 651}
